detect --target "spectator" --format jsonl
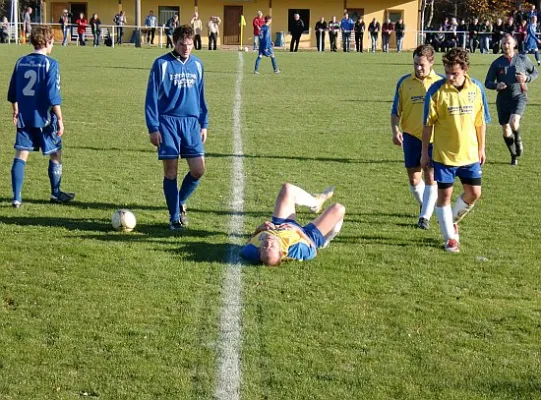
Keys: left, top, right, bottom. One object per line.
{"left": 76, "top": 13, "right": 88, "bottom": 46}
{"left": 368, "top": 18, "right": 380, "bottom": 52}
{"left": 504, "top": 16, "right": 515, "bottom": 36}
{"left": 290, "top": 13, "right": 304, "bottom": 52}
{"left": 432, "top": 25, "right": 446, "bottom": 52}
{"left": 207, "top": 16, "right": 221, "bottom": 50}
{"left": 492, "top": 18, "right": 505, "bottom": 54}
{"left": 354, "top": 17, "right": 365, "bottom": 53}
{"left": 524, "top": 15, "right": 541, "bottom": 66}
{"left": 457, "top": 19, "right": 468, "bottom": 48}
{"left": 1, "top": 16, "right": 8, "bottom": 43}
{"left": 165, "top": 14, "right": 179, "bottom": 48}
{"left": 113, "top": 10, "right": 126, "bottom": 45}
{"left": 144, "top": 10, "right": 157, "bottom": 45}
{"left": 395, "top": 18, "right": 405, "bottom": 52}
{"left": 89, "top": 13, "right": 101, "bottom": 47}
{"left": 468, "top": 17, "right": 480, "bottom": 53}
{"left": 444, "top": 18, "right": 458, "bottom": 49}
{"left": 528, "top": 4, "right": 538, "bottom": 22}
{"left": 518, "top": 18, "right": 528, "bottom": 54}
{"left": 190, "top": 12, "right": 202, "bottom": 50}
{"left": 442, "top": 17, "right": 450, "bottom": 31}
{"left": 480, "top": 19, "right": 492, "bottom": 54}
{"left": 382, "top": 18, "right": 393, "bottom": 52}
{"left": 340, "top": 12, "right": 354, "bottom": 52}
{"left": 328, "top": 16, "right": 339, "bottom": 52}
{"left": 252, "top": 11, "right": 264, "bottom": 51}
{"left": 23, "top": 7, "right": 32, "bottom": 41}
{"left": 314, "top": 17, "right": 327, "bottom": 52}
{"left": 59, "top": 9, "right": 71, "bottom": 46}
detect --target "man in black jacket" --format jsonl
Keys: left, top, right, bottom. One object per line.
{"left": 315, "top": 17, "right": 327, "bottom": 52}
{"left": 290, "top": 13, "right": 304, "bottom": 52}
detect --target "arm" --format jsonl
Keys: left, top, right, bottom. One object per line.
{"left": 421, "top": 125, "right": 433, "bottom": 169}
{"left": 484, "top": 62, "right": 500, "bottom": 90}
{"left": 251, "top": 221, "right": 276, "bottom": 237}
{"left": 390, "top": 79, "right": 403, "bottom": 145}
{"left": 476, "top": 124, "right": 486, "bottom": 165}
{"left": 145, "top": 61, "right": 162, "bottom": 145}
{"left": 198, "top": 67, "right": 209, "bottom": 141}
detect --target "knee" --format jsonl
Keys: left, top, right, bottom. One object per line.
{"left": 331, "top": 203, "right": 346, "bottom": 218}
{"left": 164, "top": 166, "right": 177, "bottom": 180}
{"left": 502, "top": 124, "right": 512, "bottom": 137}
{"left": 509, "top": 118, "right": 520, "bottom": 131}
{"left": 280, "top": 182, "right": 293, "bottom": 195}
{"left": 190, "top": 167, "right": 205, "bottom": 180}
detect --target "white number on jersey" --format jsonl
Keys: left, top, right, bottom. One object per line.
{"left": 22, "top": 69, "right": 38, "bottom": 96}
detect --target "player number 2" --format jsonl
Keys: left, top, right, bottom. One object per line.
{"left": 23, "top": 70, "right": 37, "bottom": 96}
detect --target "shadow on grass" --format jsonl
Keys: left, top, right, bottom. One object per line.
{"left": 206, "top": 152, "right": 402, "bottom": 165}
{"left": 335, "top": 234, "right": 441, "bottom": 248}
{"left": 70, "top": 145, "right": 154, "bottom": 154}
{"left": 0, "top": 215, "right": 109, "bottom": 232}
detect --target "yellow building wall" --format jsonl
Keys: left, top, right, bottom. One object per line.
{"left": 46, "top": 0, "right": 419, "bottom": 49}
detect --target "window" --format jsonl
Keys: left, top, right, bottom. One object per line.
{"left": 159, "top": 6, "right": 180, "bottom": 26}
{"left": 348, "top": 9, "right": 365, "bottom": 23}
{"left": 387, "top": 10, "right": 403, "bottom": 24}
{"left": 288, "top": 9, "right": 310, "bottom": 34}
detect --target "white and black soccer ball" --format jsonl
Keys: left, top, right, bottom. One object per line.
{"left": 244, "top": 46, "right": 249, "bottom": 52}
{"left": 111, "top": 209, "right": 136, "bottom": 232}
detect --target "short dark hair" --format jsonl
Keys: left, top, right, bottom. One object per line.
{"left": 413, "top": 44, "right": 435, "bottom": 62}
{"left": 443, "top": 47, "right": 469, "bottom": 70}
{"left": 265, "top": 15, "right": 272, "bottom": 23}
{"left": 173, "top": 25, "right": 194, "bottom": 43}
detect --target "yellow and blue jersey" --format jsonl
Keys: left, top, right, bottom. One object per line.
{"left": 241, "top": 228, "right": 316, "bottom": 262}
{"left": 424, "top": 75, "right": 491, "bottom": 166}
{"left": 391, "top": 70, "right": 443, "bottom": 140}
{"left": 8, "top": 53, "right": 62, "bottom": 129}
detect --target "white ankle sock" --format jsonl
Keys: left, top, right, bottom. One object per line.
{"left": 435, "top": 205, "right": 455, "bottom": 241}
{"left": 409, "top": 181, "right": 425, "bottom": 206}
{"left": 420, "top": 184, "right": 438, "bottom": 219}
{"left": 453, "top": 195, "right": 473, "bottom": 223}
{"left": 322, "top": 219, "right": 344, "bottom": 248}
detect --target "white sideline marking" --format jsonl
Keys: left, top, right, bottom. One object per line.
{"left": 215, "top": 52, "right": 244, "bottom": 400}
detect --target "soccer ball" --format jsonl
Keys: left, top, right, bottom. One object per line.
{"left": 111, "top": 209, "right": 136, "bottom": 232}
{"left": 244, "top": 46, "right": 249, "bottom": 52}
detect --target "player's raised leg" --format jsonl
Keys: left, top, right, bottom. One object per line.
{"left": 272, "top": 183, "right": 330, "bottom": 220}
{"left": 311, "top": 203, "right": 346, "bottom": 248}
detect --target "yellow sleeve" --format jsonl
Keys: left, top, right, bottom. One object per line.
{"left": 474, "top": 89, "right": 485, "bottom": 127}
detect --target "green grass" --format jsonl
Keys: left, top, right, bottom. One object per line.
{"left": 1, "top": 46, "right": 540, "bottom": 399}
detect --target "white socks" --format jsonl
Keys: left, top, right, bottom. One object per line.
{"left": 453, "top": 195, "right": 473, "bottom": 223}
{"left": 420, "top": 184, "right": 438, "bottom": 219}
{"left": 290, "top": 185, "right": 318, "bottom": 208}
{"left": 409, "top": 181, "right": 425, "bottom": 206}
{"left": 435, "top": 205, "right": 455, "bottom": 241}
{"left": 322, "top": 219, "right": 343, "bottom": 248}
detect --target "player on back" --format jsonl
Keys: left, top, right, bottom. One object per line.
{"left": 145, "top": 25, "right": 208, "bottom": 230}
{"left": 254, "top": 15, "right": 280, "bottom": 74}
{"left": 485, "top": 34, "right": 538, "bottom": 165}
{"left": 241, "top": 184, "right": 341, "bottom": 266}
{"left": 7, "top": 26, "right": 75, "bottom": 208}
{"left": 391, "top": 44, "right": 443, "bottom": 230}
{"left": 422, "top": 48, "right": 490, "bottom": 253}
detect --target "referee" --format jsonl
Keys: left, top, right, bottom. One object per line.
{"left": 485, "top": 34, "right": 539, "bottom": 165}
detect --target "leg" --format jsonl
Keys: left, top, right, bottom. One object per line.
{"left": 311, "top": 203, "right": 346, "bottom": 239}
{"left": 407, "top": 167, "right": 425, "bottom": 206}
{"left": 509, "top": 114, "right": 523, "bottom": 156}
{"left": 435, "top": 185, "right": 456, "bottom": 241}
{"left": 179, "top": 156, "right": 205, "bottom": 206}
{"left": 254, "top": 54, "right": 262, "bottom": 72}
{"left": 270, "top": 55, "right": 279, "bottom": 72}
{"left": 163, "top": 159, "right": 180, "bottom": 223}
{"left": 501, "top": 123, "right": 517, "bottom": 163}
{"left": 272, "top": 183, "right": 321, "bottom": 220}
{"left": 419, "top": 166, "right": 437, "bottom": 223}
{"left": 453, "top": 184, "right": 481, "bottom": 224}
{"left": 11, "top": 150, "right": 30, "bottom": 205}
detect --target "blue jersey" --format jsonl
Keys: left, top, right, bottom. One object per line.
{"left": 7, "top": 53, "right": 61, "bottom": 129}
{"left": 259, "top": 24, "right": 272, "bottom": 50}
{"left": 145, "top": 53, "right": 208, "bottom": 133}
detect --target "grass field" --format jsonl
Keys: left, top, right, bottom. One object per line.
{"left": 0, "top": 44, "right": 540, "bottom": 400}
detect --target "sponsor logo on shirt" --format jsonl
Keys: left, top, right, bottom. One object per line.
{"left": 169, "top": 72, "right": 197, "bottom": 88}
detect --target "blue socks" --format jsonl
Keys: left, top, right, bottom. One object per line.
{"left": 48, "top": 160, "right": 62, "bottom": 197}
{"left": 254, "top": 56, "right": 261, "bottom": 72}
{"left": 178, "top": 172, "right": 200, "bottom": 206}
{"left": 535, "top": 51, "right": 540, "bottom": 63}
{"left": 163, "top": 177, "right": 180, "bottom": 222}
{"left": 271, "top": 57, "right": 278, "bottom": 71}
{"left": 11, "top": 158, "right": 26, "bottom": 202}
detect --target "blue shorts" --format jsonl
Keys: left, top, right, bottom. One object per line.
{"left": 14, "top": 116, "right": 61, "bottom": 155}
{"left": 259, "top": 48, "right": 274, "bottom": 57}
{"left": 434, "top": 161, "right": 482, "bottom": 185}
{"left": 271, "top": 216, "right": 326, "bottom": 249}
{"left": 403, "top": 132, "right": 433, "bottom": 168}
{"left": 158, "top": 115, "right": 204, "bottom": 160}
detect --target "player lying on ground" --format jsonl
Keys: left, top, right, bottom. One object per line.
{"left": 7, "top": 25, "right": 75, "bottom": 208}
{"left": 241, "top": 183, "right": 344, "bottom": 266}
{"left": 485, "top": 33, "right": 538, "bottom": 166}
{"left": 422, "top": 48, "right": 490, "bottom": 253}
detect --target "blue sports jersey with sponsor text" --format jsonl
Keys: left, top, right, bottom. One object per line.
{"left": 7, "top": 53, "right": 61, "bottom": 129}
{"left": 145, "top": 53, "right": 208, "bottom": 133}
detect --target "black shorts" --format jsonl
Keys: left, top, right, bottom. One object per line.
{"left": 496, "top": 93, "right": 527, "bottom": 125}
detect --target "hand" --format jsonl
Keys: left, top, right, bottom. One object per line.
{"left": 496, "top": 82, "right": 507, "bottom": 90}
{"left": 200, "top": 128, "right": 207, "bottom": 143}
{"left": 12, "top": 112, "right": 18, "bottom": 126}
{"left": 392, "top": 131, "right": 403, "bottom": 146}
{"left": 515, "top": 72, "right": 527, "bottom": 84}
{"left": 479, "top": 149, "right": 486, "bottom": 165}
{"left": 56, "top": 119, "right": 65, "bottom": 137}
{"left": 420, "top": 152, "right": 430, "bottom": 169}
{"left": 149, "top": 131, "right": 162, "bottom": 146}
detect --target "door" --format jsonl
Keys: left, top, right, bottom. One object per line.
{"left": 387, "top": 10, "right": 403, "bottom": 49}
{"left": 223, "top": 6, "right": 243, "bottom": 45}
{"left": 348, "top": 8, "right": 364, "bottom": 46}
{"left": 51, "top": 2, "right": 68, "bottom": 41}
